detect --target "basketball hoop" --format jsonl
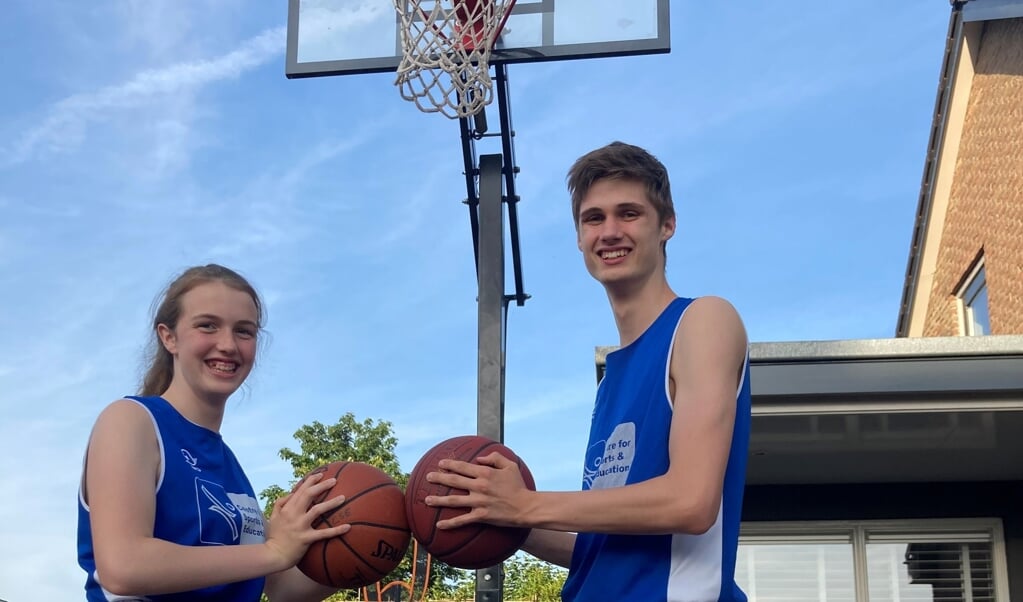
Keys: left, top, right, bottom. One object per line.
{"left": 393, "top": 0, "right": 516, "bottom": 118}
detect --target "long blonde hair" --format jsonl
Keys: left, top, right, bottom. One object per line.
{"left": 140, "top": 264, "right": 265, "bottom": 396}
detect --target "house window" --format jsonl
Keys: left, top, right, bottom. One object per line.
{"left": 958, "top": 262, "right": 990, "bottom": 336}
{"left": 868, "top": 539, "right": 994, "bottom": 601}
{"left": 737, "top": 520, "right": 1007, "bottom": 601}
{"left": 735, "top": 536, "right": 856, "bottom": 600}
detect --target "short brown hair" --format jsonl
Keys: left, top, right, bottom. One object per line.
{"left": 566, "top": 141, "right": 675, "bottom": 227}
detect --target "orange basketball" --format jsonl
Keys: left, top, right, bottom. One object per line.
{"left": 405, "top": 435, "right": 535, "bottom": 569}
{"left": 296, "top": 462, "right": 411, "bottom": 589}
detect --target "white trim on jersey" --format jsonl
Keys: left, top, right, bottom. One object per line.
{"left": 667, "top": 500, "right": 726, "bottom": 602}
{"left": 126, "top": 398, "right": 167, "bottom": 493}
{"left": 663, "top": 301, "right": 695, "bottom": 410}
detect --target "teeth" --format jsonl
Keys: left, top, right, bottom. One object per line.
{"left": 208, "top": 361, "right": 236, "bottom": 373}
{"left": 601, "top": 250, "right": 628, "bottom": 259}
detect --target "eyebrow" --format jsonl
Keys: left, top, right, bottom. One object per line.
{"left": 580, "top": 201, "right": 647, "bottom": 216}
{"left": 613, "top": 201, "right": 647, "bottom": 210}
{"left": 190, "top": 314, "right": 258, "bottom": 328}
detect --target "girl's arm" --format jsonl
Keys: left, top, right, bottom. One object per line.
{"left": 85, "top": 399, "right": 348, "bottom": 596}
{"left": 264, "top": 567, "right": 341, "bottom": 602}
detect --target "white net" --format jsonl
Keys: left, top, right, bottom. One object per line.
{"left": 393, "top": 0, "right": 515, "bottom": 118}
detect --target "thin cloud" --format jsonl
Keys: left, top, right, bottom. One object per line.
{"left": 205, "top": 134, "right": 376, "bottom": 258}
{"left": 505, "top": 382, "right": 593, "bottom": 424}
{"left": 3, "top": 26, "right": 285, "bottom": 166}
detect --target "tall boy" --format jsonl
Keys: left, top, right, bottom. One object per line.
{"left": 427, "top": 142, "right": 751, "bottom": 602}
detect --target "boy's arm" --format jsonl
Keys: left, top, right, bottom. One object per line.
{"left": 521, "top": 529, "right": 577, "bottom": 568}
{"left": 426, "top": 296, "right": 748, "bottom": 535}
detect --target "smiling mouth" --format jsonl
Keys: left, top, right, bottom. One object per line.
{"left": 206, "top": 360, "right": 238, "bottom": 375}
{"left": 600, "top": 249, "right": 629, "bottom": 259}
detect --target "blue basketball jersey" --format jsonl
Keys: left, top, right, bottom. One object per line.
{"left": 78, "top": 396, "right": 267, "bottom": 601}
{"left": 562, "top": 297, "right": 751, "bottom": 602}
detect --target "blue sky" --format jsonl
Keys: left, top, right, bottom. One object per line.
{"left": 0, "top": 2, "right": 949, "bottom": 599}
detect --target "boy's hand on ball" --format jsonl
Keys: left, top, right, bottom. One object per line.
{"left": 426, "top": 452, "right": 532, "bottom": 529}
{"left": 407, "top": 435, "right": 533, "bottom": 569}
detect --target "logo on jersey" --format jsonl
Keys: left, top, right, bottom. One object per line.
{"left": 230, "top": 492, "right": 267, "bottom": 544}
{"left": 582, "top": 422, "right": 636, "bottom": 490}
{"left": 193, "top": 479, "right": 267, "bottom": 545}
{"left": 196, "top": 479, "right": 240, "bottom": 543}
{"left": 181, "top": 448, "right": 201, "bottom": 472}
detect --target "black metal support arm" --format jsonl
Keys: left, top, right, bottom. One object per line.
{"left": 458, "top": 64, "right": 530, "bottom": 307}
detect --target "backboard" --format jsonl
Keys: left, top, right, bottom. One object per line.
{"left": 286, "top": 0, "right": 670, "bottom": 78}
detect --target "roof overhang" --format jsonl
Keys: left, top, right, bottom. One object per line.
{"left": 596, "top": 335, "right": 1023, "bottom": 485}
{"left": 895, "top": 6, "right": 966, "bottom": 337}
{"left": 962, "top": 0, "right": 1023, "bottom": 21}
{"left": 896, "top": 2, "right": 1017, "bottom": 336}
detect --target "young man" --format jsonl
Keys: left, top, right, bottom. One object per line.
{"left": 425, "top": 142, "right": 752, "bottom": 601}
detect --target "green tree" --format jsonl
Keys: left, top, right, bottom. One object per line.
{"left": 260, "top": 413, "right": 464, "bottom": 601}
{"left": 503, "top": 554, "right": 567, "bottom": 602}
{"left": 260, "top": 413, "right": 406, "bottom": 509}
{"left": 447, "top": 573, "right": 477, "bottom": 601}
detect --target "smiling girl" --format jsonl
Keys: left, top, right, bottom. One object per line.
{"left": 78, "top": 264, "right": 349, "bottom": 601}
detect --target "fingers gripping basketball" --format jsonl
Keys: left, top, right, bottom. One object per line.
{"left": 405, "top": 435, "right": 535, "bottom": 569}
{"left": 296, "top": 462, "right": 411, "bottom": 589}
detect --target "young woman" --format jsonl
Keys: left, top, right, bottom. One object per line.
{"left": 78, "top": 264, "right": 348, "bottom": 601}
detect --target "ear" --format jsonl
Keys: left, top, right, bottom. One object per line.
{"left": 577, "top": 227, "right": 584, "bottom": 252}
{"left": 156, "top": 323, "right": 178, "bottom": 355}
{"left": 660, "top": 215, "right": 676, "bottom": 242}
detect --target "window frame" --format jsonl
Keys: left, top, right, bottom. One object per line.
{"left": 956, "top": 257, "right": 990, "bottom": 336}
{"left": 738, "top": 518, "right": 1010, "bottom": 602}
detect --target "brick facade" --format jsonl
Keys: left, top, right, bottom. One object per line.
{"left": 923, "top": 18, "right": 1023, "bottom": 336}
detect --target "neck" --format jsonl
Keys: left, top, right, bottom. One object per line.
{"left": 159, "top": 383, "right": 227, "bottom": 432}
{"left": 606, "top": 277, "right": 677, "bottom": 347}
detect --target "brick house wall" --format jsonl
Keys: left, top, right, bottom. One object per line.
{"left": 923, "top": 17, "right": 1023, "bottom": 336}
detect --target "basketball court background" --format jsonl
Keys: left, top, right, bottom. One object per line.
{"left": 0, "top": 3, "right": 953, "bottom": 600}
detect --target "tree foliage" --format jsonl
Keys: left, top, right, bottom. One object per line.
{"left": 260, "top": 413, "right": 405, "bottom": 511}
{"left": 503, "top": 555, "right": 567, "bottom": 602}
{"left": 440, "top": 555, "right": 566, "bottom": 602}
